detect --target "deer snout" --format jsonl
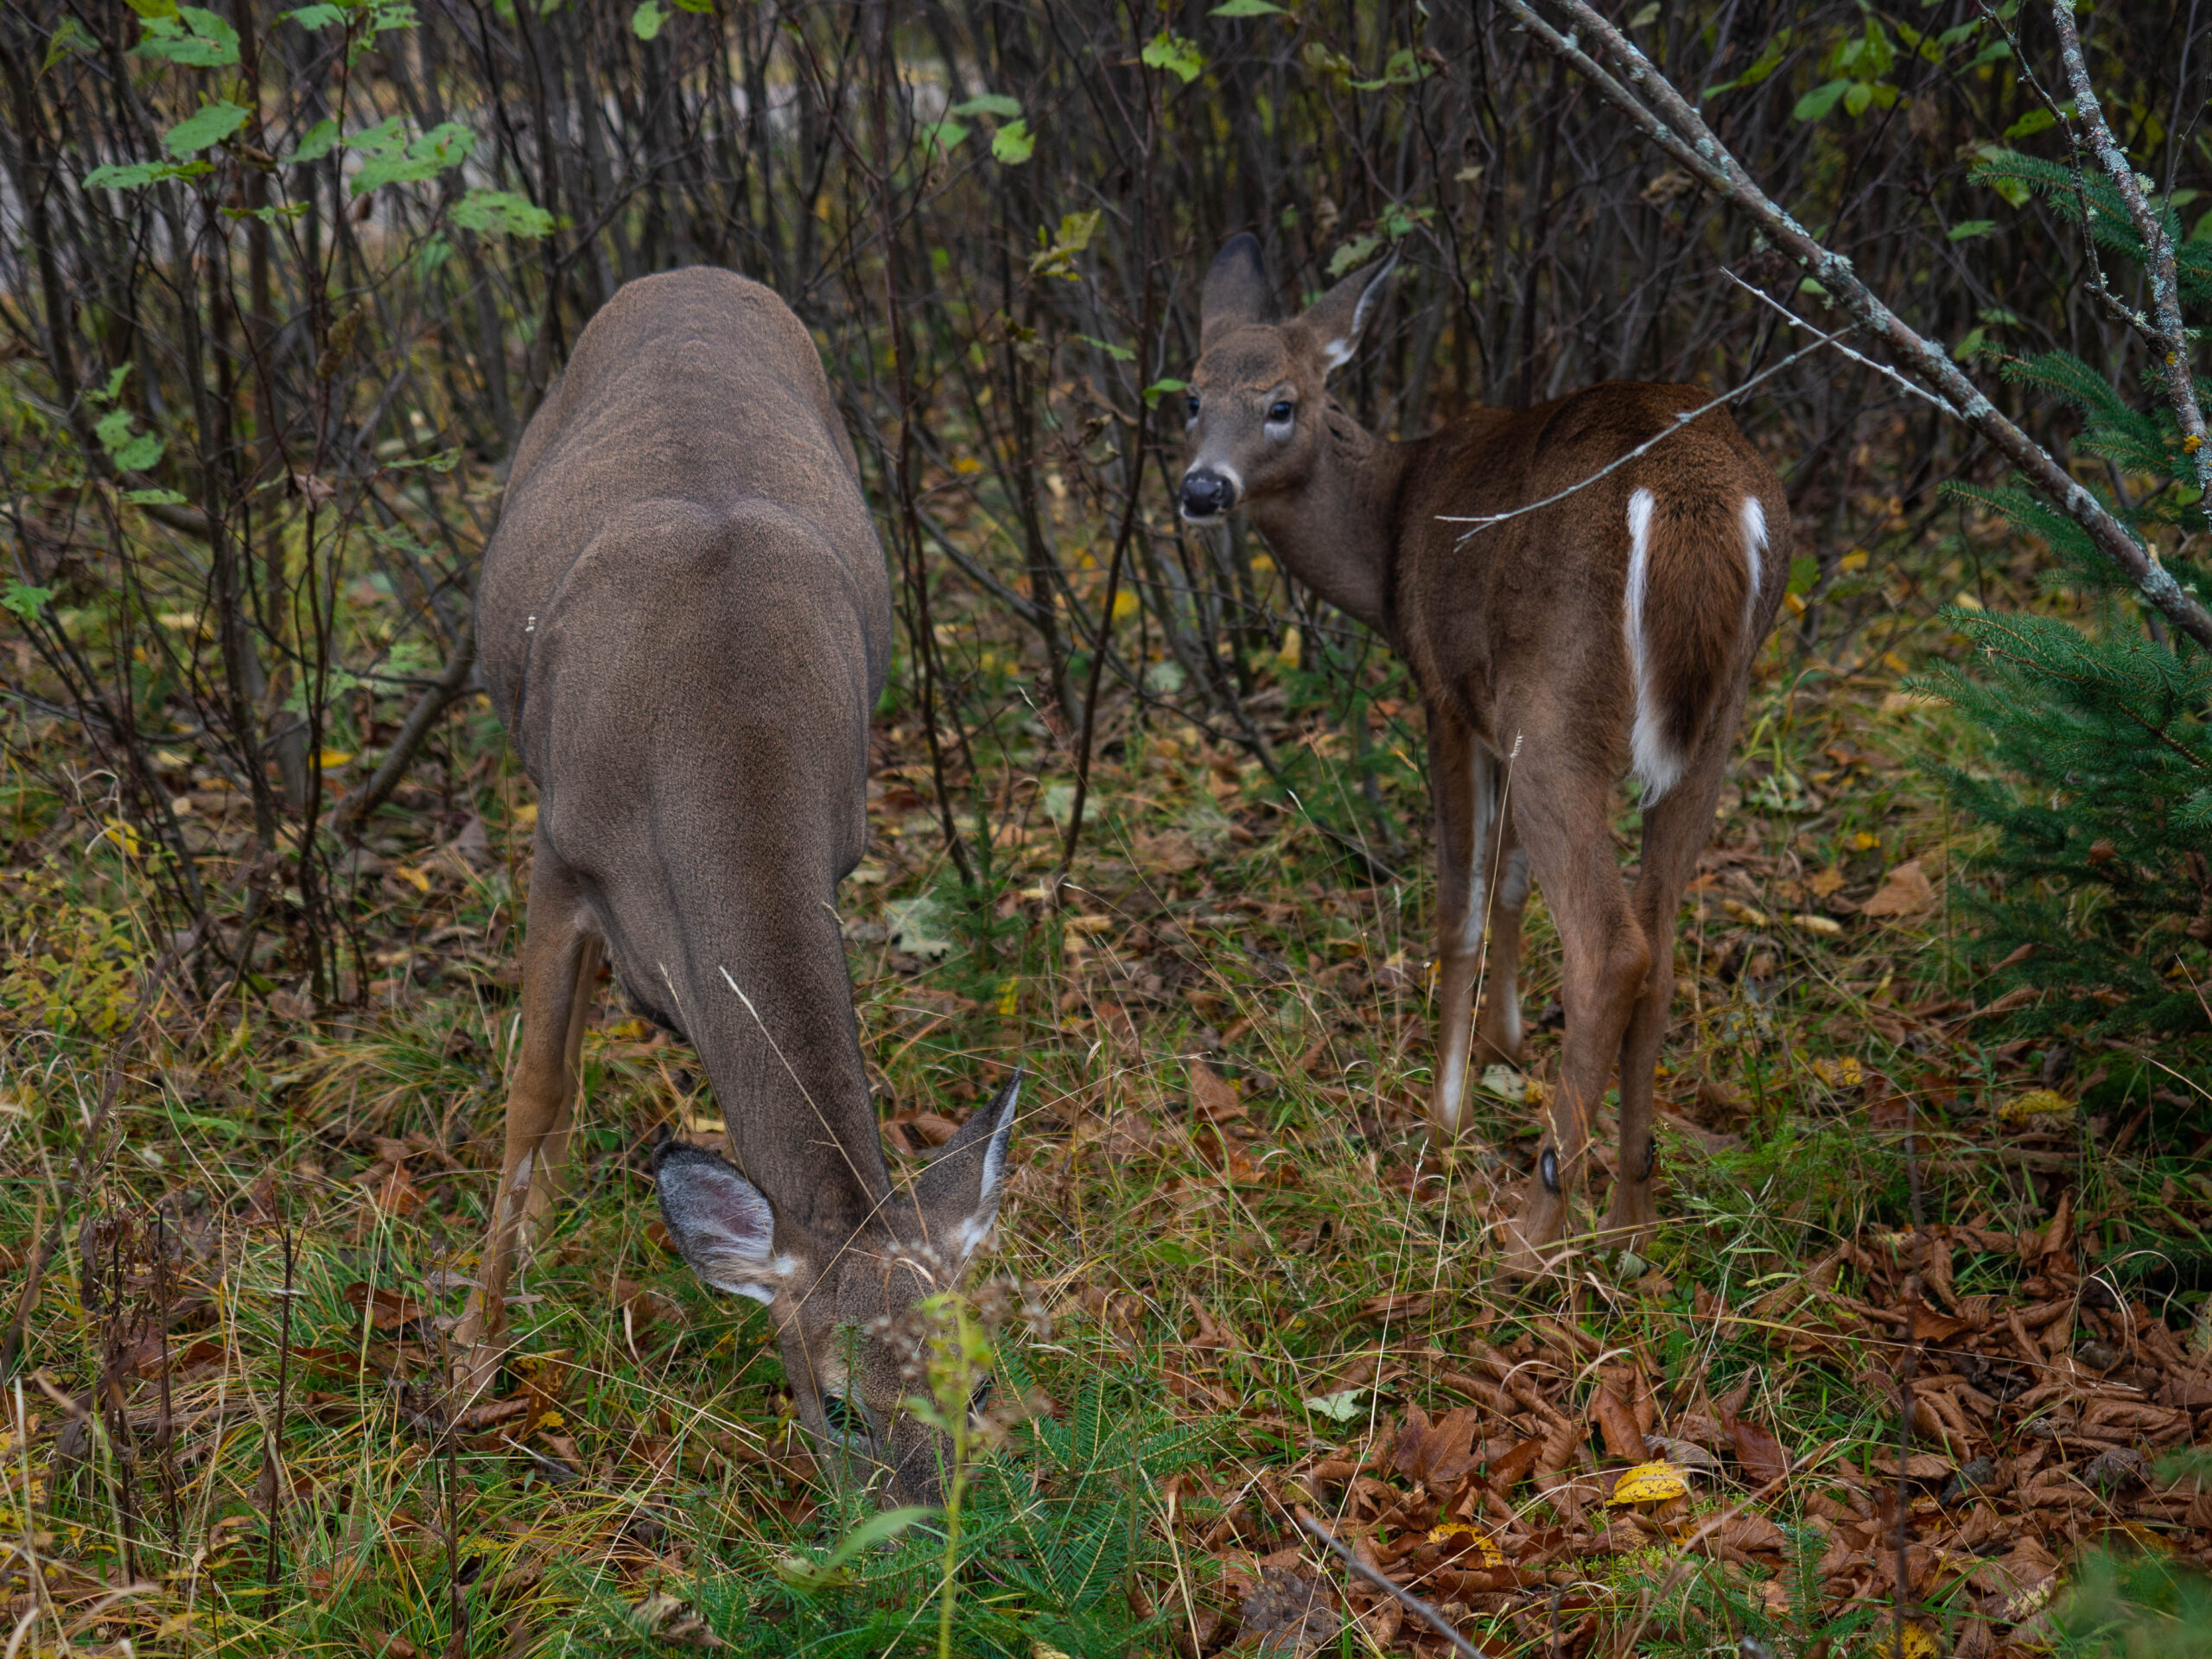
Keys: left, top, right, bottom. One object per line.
{"left": 1179, "top": 466, "right": 1237, "bottom": 523}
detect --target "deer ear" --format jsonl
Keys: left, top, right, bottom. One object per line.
{"left": 1299, "top": 251, "right": 1398, "bottom": 372}
{"left": 1200, "top": 233, "right": 1273, "bottom": 349}
{"left": 652, "top": 1140, "right": 794, "bottom": 1305}
{"left": 913, "top": 1070, "right": 1022, "bottom": 1268}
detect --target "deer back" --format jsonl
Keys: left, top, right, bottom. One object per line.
{"left": 478, "top": 266, "right": 894, "bottom": 1221}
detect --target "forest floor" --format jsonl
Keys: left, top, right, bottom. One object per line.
{"left": 4, "top": 461, "right": 2212, "bottom": 1658}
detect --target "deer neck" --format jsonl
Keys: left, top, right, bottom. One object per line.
{"left": 1245, "top": 406, "right": 1408, "bottom": 635}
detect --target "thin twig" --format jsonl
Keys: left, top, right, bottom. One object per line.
{"left": 1297, "top": 1513, "right": 1482, "bottom": 1658}
{"left": 1440, "top": 321, "right": 1859, "bottom": 540}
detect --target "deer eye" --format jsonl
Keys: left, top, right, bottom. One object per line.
{"left": 1185, "top": 392, "right": 1200, "bottom": 419}
{"left": 1267, "top": 400, "right": 1294, "bottom": 425}
{"left": 822, "top": 1393, "right": 866, "bottom": 1439}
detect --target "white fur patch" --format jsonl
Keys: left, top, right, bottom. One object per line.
{"left": 1741, "top": 496, "right": 1768, "bottom": 626}
{"left": 1623, "top": 489, "right": 1684, "bottom": 802}
{"left": 725, "top": 1254, "right": 796, "bottom": 1306}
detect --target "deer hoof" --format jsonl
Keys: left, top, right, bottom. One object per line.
{"left": 1497, "top": 1179, "right": 1572, "bottom": 1287}
{"left": 1598, "top": 1185, "right": 1659, "bottom": 1255}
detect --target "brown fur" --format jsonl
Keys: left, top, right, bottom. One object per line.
{"left": 1180, "top": 235, "right": 1789, "bottom": 1278}
{"left": 457, "top": 268, "right": 1015, "bottom": 1502}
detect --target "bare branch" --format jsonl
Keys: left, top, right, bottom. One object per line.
{"left": 1503, "top": 0, "right": 2212, "bottom": 653}
{"left": 331, "top": 617, "right": 478, "bottom": 839}
{"left": 2048, "top": 0, "right": 2212, "bottom": 502}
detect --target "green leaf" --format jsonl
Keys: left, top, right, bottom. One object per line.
{"left": 349, "top": 120, "right": 474, "bottom": 194}
{"left": 1947, "top": 219, "right": 1997, "bottom": 242}
{"left": 94, "top": 409, "right": 136, "bottom": 453}
{"left": 290, "top": 117, "right": 340, "bottom": 164}
{"left": 136, "top": 6, "right": 240, "bottom": 65}
{"left": 88, "top": 365, "right": 132, "bottom": 406}
{"left": 950, "top": 93, "right": 1022, "bottom": 119}
{"left": 122, "top": 488, "right": 188, "bottom": 505}
{"left": 82, "top": 158, "right": 209, "bottom": 190}
{"left": 1627, "top": 0, "right": 1660, "bottom": 22}
{"left": 1792, "top": 79, "right": 1850, "bottom": 123}
{"left": 449, "top": 188, "right": 555, "bottom": 238}
{"left": 1349, "top": 47, "right": 1432, "bottom": 91}
{"left": 163, "top": 99, "right": 250, "bottom": 156}
{"left": 1841, "top": 79, "right": 1875, "bottom": 117}
{"left": 2, "top": 582, "right": 56, "bottom": 624}
{"left": 41, "top": 16, "right": 98, "bottom": 73}
{"left": 630, "top": 0, "right": 664, "bottom": 41}
{"left": 2003, "top": 105, "right": 2071, "bottom": 142}
{"left": 124, "top": 0, "right": 181, "bottom": 17}
{"left": 346, "top": 114, "right": 408, "bottom": 153}
{"left": 1326, "top": 234, "right": 1381, "bottom": 277}
{"left": 287, "top": 4, "right": 347, "bottom": 26}
{"left": 773, "top": 1507, "right": 938, "bottom": 1594}
{"left": 113, "top": 433, "right": 166, "bottom": 471}
{"left": 921, "top": 118, "right": 968, "bottom": 153}
{"left": 1303, "top": 1388, "right": 1368, "bottom": 1423}
{"left": 1141, "top": 377, "right": 1188, "bottom": 408}
{"left": 1952, "top": 325, "right": 1988, "bottom": 361}
{"left": 990, "top": 118, "right": 1033, "bottom": 165}
{"left": 1209, "top": 0, "right": 1283, "bottom": 15}
{"left": 1075, "top": 334, "right": 1135, "bottom": 361}
{"left": 1141, "top": 30, "right": 1205, "bottom": 84}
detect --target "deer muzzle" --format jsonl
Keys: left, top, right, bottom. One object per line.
{"left": 1178, "top": 466, "right": 1237, "bottom": 523}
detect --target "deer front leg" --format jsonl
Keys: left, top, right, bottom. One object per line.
{"left": 1426, "top": 707, "right": 1494, "bottom": 1145}
{"left": 454, "top": 853, "right": 601, "bottom": 1402}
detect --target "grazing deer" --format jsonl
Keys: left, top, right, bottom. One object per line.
{"left": 454, "top": 267, "right": 1019, "bottom": 1503}
{"left": 1178, "top": 235, "right": 1787, "bottom": 1278}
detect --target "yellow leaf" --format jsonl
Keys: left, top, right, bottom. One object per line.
{"left": 318, "top": 749, "right": 355, "bottom": 768}
{"left": 1277, "top": 625, "right": 1302, "bottom": 670}
{"left": 1790, "top": 912, "right": 1844, "bottom": 936}
{"left": 1997, "top": 1089, "right": 2073, "bottom": 1126}
{"left": 1838, "top": 547, "right": 1870, "bottom": 572}
{"left": 1848, "top": 830, "right": 1880, "bottom": 852}
{"left": 395, "top": 864, "right": 431, "bottom": 893}
{"left": 1111, "top": 588, "right": 1139, "bottom": 622}
{"left": 995, "top": 978, "right": 1019, "bottom": 1016}
{"left": 512, "top": 803, "right": 539, "bottom": 828}
{"left": 1607, "top": 1460, "right": 1690, "bottom": 1504}
{"left": 952, "top": 455, "right": 983, "bottom": 475}
{"left": 1874, "top": 1624, "right": 1942, "bottom": 1659}
{"left": 1810, "top": 1056, "right": 1863, "bottom": 1087}
{"left": 1783, "top": 592, "right": 1807, "bottom": 616}
{"left": 1067, "top": 912, "right": 1115, "bottom": 935}
{"left": 1424, "top": 1523, "right": 1504, "bottom": 1566}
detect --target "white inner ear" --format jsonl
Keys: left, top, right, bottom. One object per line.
{"left": 1321, "top": 337, "right": 1356, "bottom": 369}
{"left": 656, "top": 1147, "right": 796, "bottom": 1304}
{"left": 951, "top": 1077, "right": 1020, "bottom": 1266}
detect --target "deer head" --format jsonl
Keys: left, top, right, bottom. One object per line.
{"left": 1178, "top": 232, "right": 1396, "bottom": 524}
{"left": 652, "top": 1073, "right": 1020, "bottom": 1504}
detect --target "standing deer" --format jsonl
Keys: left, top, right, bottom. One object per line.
{"left": 454, "top": 267, "right": 1019, "bottom": 1503}
{"left": 1178, "top": 235, "right": 1787, "bottom": 1279}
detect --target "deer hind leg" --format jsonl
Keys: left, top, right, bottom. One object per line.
{"left": 1499, "top": 755, "right": 1649, "bottom": 1285}
{"left": 1602, "top": 727, "right": 1736, "bottom": 1254}
{"left": 454, "top": 843, "right": 601, "bottom": 1400}
{"left": 1473, "top": 810, "right": 1529, "bottom": 1069}
{"left": 1426, "top": 704, "right": 1496, "bottom": 1144}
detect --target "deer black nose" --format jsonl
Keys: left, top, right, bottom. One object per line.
{"left": 1179, "top": 468, "right": 1236, "bottom": 521}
